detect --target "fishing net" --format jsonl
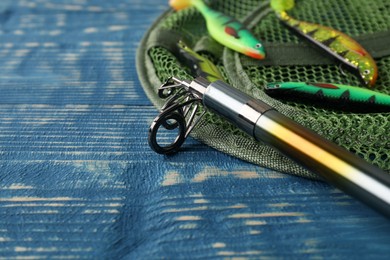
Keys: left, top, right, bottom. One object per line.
{"left": 137, "top": 0, "right": 390, "bottom": 179}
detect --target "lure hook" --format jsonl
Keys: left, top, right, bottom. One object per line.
{"left": 148, "top": 77, "right": 206, "bottom": 154}
{"left": 338, "top": 63, "right": 348, "bottom": 77}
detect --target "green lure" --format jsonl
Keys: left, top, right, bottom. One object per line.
{"left": 169, "top": 0, "right": 265, "bottom": 59}
{"left": 174, "top": 41, "right": 223, "bottom": 82}
{"left": 270, "top": 0, "right": 378, "bottom": 87}
{"left": 265, "top": 82, "right": 390, "bottom": 112}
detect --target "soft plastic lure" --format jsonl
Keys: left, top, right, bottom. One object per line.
{"left": 270, "top": 0, "right": 378, "bottom": 87}
{"left": 175, "top": 41, "right": 223, "bottom": 82}
{"left": 170, "top": 0, "right": 265, "bottom": 59}
{"left": 265, "top": 82, "right": 390, "bottom": 112}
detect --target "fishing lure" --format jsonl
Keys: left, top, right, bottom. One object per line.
{"left": 265, "top": 82, "right": 390, "bottom": 112}
{"left": 270, "top": 0, "right": 378, "bottom": 87}
{"left": 170, "top": 0, "right": 265, "bottom": 59}
{"left": 174, "top": 41, "right": 223, "bottom": 82}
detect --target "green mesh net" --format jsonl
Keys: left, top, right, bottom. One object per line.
{"left": 137, "top": 0, "right": 390, "bottom": 179}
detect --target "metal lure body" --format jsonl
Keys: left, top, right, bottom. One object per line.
{"left": 175, "top": 41, "right": 224, "bottom": 82}
{"left": 273, "top": 5, "right": 377, "bottom": 86}
{"left": 266, "top": 82, "right": 390, "bottom": 112}
{"left": 169, "top": 0, "right": 265, "bottom": 59}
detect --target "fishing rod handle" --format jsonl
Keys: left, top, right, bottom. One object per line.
{"left": 203, "top": 79, "right": 390, "bottom": 217}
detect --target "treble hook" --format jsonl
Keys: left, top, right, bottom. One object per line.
{"left": 148, "top": 77, "right": 206, "bottom": 154}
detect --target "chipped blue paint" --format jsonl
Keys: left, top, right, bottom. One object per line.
{"left": 0, "top": 0, "right": 389, "bottom": 259}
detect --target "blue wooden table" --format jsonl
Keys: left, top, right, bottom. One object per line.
{"left": 0, "top": 0, "right": 389, "bottom": 258}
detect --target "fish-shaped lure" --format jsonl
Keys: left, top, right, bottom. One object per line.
{"left": 265, "top": 82, "right": 390, "bottom": 112}
{"left": 170, "top": 0, "right": 265, "bottom": 59}
{"left": 174, "top": 41, "right": 223, "bottom": 82}
{"left": 270, "top": 0, "right": 378, "bottom": 87}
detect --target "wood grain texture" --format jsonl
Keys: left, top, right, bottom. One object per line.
{"left": 0, "top": 0, "right": 389, "bottom": 259}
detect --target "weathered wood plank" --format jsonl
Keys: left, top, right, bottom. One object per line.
{"left": 0, "top": 0, "right": 389, "bottom": 259}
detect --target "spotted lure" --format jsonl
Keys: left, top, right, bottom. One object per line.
{"left": 270, "top": 0, "right": 378, "bottom": 86}
{"left": 265, "top": 82, "right": 390, "bottom": 112}
{"left": 170, "top": 0, "right": 265, "bottom": 59}
{"left": 175, "top": 41, "right": 223, "bottom": 82}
